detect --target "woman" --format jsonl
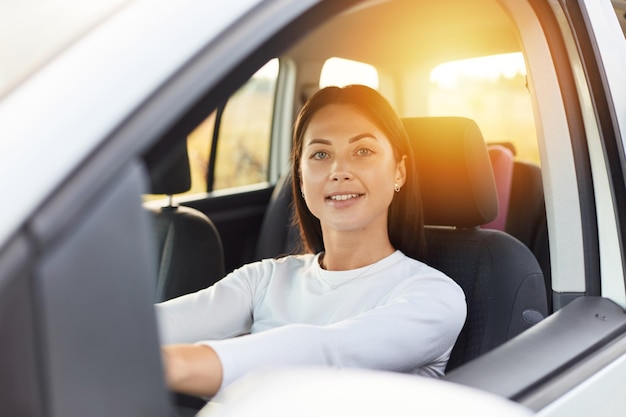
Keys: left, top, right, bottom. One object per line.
{"left": 157, "top": 85, "right": 466, "bottom": 398}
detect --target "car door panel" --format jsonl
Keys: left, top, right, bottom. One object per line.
{"left": 28, "top": 162, "right": 171, "bottom": 417}
{"left": 532, "top": 340, "right": 626, "bottom": 416}
{"left": 444, "top": 296, "right": 626, "bottom": 412}
{"left": 0, "top": 235, "right": 43, "bottom": 417}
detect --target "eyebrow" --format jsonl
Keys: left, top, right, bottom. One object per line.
{"left": 306, "top": 133, "right": 377, "bottom": 146}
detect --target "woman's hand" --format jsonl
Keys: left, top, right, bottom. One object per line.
{"left": 161, "top": 344, "right": 223, "bottom": 397}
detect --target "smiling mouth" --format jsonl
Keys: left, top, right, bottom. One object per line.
{"left": 327, "top": 193, "right": 363, "bottom": 201}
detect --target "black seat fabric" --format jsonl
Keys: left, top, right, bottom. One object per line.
{"left": 403, "top": 117, "right": 548, "bottom": 371}
{"left": 507, "top": 160, "right": 551, "bottom": 305}
{"left": 254, "top": 171, "right": 300, "bottom": 260}
{"left": 143, "top": 139, "right": 225, "bottom": 302}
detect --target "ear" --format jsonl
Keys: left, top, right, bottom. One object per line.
{"left": 395, "top": 155, "right": 407, "bottom": 187}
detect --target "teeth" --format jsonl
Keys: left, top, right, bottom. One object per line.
{"left": 330, "top": 194, "right": 360, "bottom": 201}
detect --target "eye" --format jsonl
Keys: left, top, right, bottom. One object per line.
{"left": 356, "top": 148, "right": 373, "bottom": 157}
{"left": 311, "top": 151, "right": 329, "bottom": 160}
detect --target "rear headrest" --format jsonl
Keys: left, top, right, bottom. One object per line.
{"left": 402, "top": 117, "right": 498, "bottom": 228}
{"left": 143, "top": 138, "right": 191, "bottom": 195}
{"left": 482, "top": 144, "right": 514, "bottom": 231}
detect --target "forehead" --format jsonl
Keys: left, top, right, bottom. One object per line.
{"left": 304, "top": 104, "right": 384, "bottom": 141}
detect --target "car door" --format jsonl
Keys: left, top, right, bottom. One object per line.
{"left": 527, "top": 1, "right": 626, "bottom": 413}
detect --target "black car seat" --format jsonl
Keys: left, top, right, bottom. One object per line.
{"left": 402, "top": 117, "right": 548, "bottom": 371}
{"left": 254, "top": 171, "right": 299, "bottom": 260}
{"left": 484, "top": 141, "right": 551, "bottom": 309}
{"left": 143, "top": 139, "right": 225, "bottom": 302}
{"left": 506, "top": 159, "right": 551, "bottom": 307}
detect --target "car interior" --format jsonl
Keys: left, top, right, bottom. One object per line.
{"left": 141, "top": 0, "right": 626, "bottom": 414}
{"left": 140, "top": 0, "right": 559, "bottom": 412}
{"left": 2, "top": 1, "right": 626, "bottom": 416}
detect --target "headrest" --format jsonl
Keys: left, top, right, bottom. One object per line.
{"left": 402, "top": 117, "right": 498, "bottom": 228}
{"left": 143, "top": 138, "right": 191, "bottom": 195}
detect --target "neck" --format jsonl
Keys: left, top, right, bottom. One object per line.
{"left": 320, "top": 231, "right": 395, "bottom": 271}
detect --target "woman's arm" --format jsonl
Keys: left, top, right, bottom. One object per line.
{"left": 162, "top": 344, "right": 223, "bottom": 397}
{"left": 202, "top": 274, "right": 466, "bottom": 389}
{"left": 157, "top": 261, "right": 274, "bottom": 396}
{"left": 155, "top": 261, "right": 268, "bottom": 345}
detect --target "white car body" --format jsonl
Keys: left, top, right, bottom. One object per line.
{"left": 1, "top": 1, "right": 625, "bottom": 416}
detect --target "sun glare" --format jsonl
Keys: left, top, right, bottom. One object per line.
{"left": 428, "top": 52, "right": 538, "bottom": 165}
{"left": 430, "top": 52, "right": 526, "bottom": 90}
{"left": 319, "top": 57, "right": 379, "bottom": 89}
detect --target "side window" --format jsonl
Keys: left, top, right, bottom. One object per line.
{"left": 428, "top": 52, "right": 538, "bottom": 164}
{"left": 186, "top": 58, "right": 279, "bottom": 194}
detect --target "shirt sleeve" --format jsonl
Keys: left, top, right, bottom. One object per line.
{"left": 154, "top": 261, "right": 268, "bottom": 345}
{"left": 203, "top": 274, "right": 466, "bottom": 389}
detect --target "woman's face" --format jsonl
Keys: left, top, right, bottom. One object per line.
{"left": 300, "top": 103, "right": 406, "bottom": 236}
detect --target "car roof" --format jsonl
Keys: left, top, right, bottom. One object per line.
{"left": 0, "top": 0, "right": 131, "bottom": 97}
{"left": 287, "top": 0, "right": 520, "bottom": 72}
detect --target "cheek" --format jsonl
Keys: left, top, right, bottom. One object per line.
{"left": 300, "top": 162, "right": 325, "bottom": 186}
{"left": 367, "top": 161, "right": 397, "bottom": 187}
{"left": 379, "top": 176, "right": 397, "bottom": 202}
{"left": 379, "top": 166, "right": 401, "bottom": 202}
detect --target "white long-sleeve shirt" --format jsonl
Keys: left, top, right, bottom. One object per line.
{"left": 155, "top": 250, "right": 466, "bottom": 389}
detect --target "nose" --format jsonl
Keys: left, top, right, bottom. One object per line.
{"left": 329, "top": 158, "right": 353, "bottom": 182}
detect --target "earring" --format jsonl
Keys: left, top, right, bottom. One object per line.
{"left": 394, "top": 183, "right": 401, "bottom": 193}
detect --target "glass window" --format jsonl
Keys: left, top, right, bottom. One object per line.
{"left": 186, "top": 58, "right": 279, "bottom": 193}
{"left": 429, "top": 52, "right": 538, "bottom": 164}
{"left": 319, "top": 57, "right": 379, "bottom": 89}
{"left": 186, "top": 111, "right": 216, "bottom": 194}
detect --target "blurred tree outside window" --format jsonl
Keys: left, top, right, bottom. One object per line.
{"left": 186, "top": 58, "right": 279, "bottom": 194}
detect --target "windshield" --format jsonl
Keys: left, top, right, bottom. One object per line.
{"left": 0, "top": 0, "right": 130, "bottom": 97}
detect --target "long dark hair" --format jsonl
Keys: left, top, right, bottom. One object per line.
{"left": 290, "top": 85, "right": 425, "bottom": 261}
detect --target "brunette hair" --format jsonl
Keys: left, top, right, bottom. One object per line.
{"left": 291, "top": 84, "right": 425, "bottom": 261}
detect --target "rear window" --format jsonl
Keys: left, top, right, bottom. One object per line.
{"left": 429, "top": 52, "right": 538, "bottom": 164}
{"left": 320, "top": 57, "right": 379, "bottom": 89}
